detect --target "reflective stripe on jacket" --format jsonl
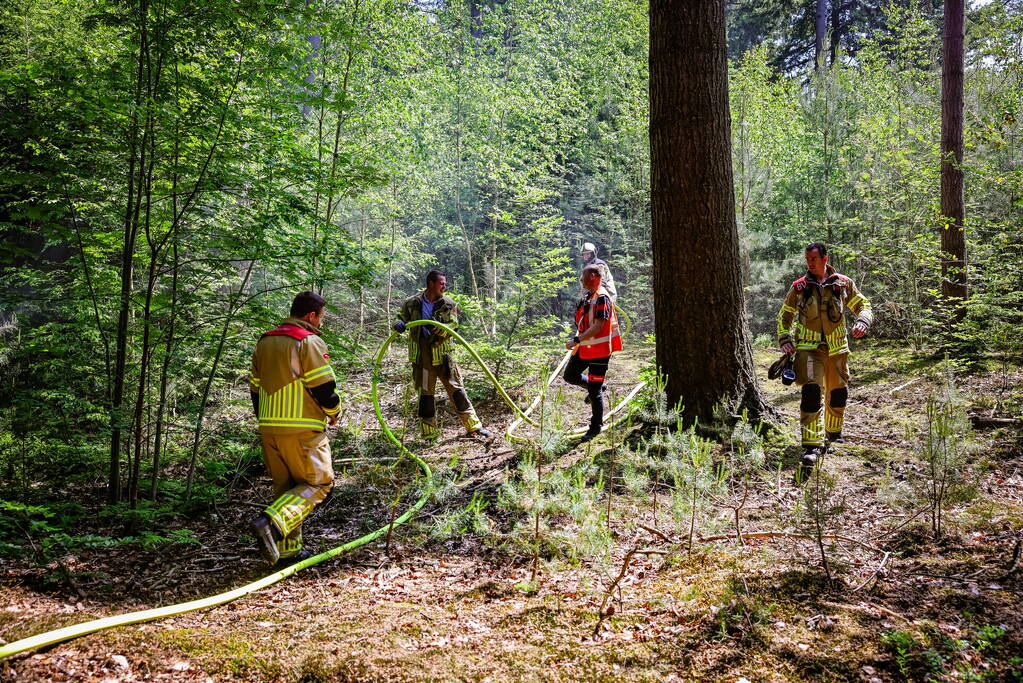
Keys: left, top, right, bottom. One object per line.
{"left": 777, "top": 265, "right": 873, "bottom": 356}
{"left": 575, "top": 286, "right": 622, "bottom": 359}
{"left": 250, "top": 317, "right": 337, "bottom": 433}
{"left": 397, "top": 292, "right": 457, "bottom": 367}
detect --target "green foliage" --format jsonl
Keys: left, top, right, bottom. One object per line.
{"left": 797, "top": 463, "right": 846, "bottom": 580}
{"left": 916, "top": 362, "right": 978, "bottom": 539}
{"left": 882, "top": 620, "right": 1011, "bottom": 682}
{"left": 711, "top": 575, "right": 777, "bottom": 644}
{"left": 496, "top": 455, "right": 611, "bottom": 563}
{"left": 429, "top": 491, "right": 492, "bottom": 541}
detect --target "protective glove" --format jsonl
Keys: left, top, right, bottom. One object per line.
{"left": 392, "top": 320, "right": 406, "bottom": 333}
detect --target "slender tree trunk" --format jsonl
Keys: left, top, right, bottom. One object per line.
{"left": 650, "top": 0, "right": 774, "bottom": 424}
{"left": 128, "top": 42, "right": 167, "bottom": 507}
{"left": 454, "top": 80, "right": 479, "bottom": 297}
{"left": 385, "top": 183, "right": 397, "bottom": 325}
{"left": 151, "top": 227, "right": 178, "bottom": 501}
{"left": 185, "top": 261, "right": 255, "bottom": 501}
{"left": 109, "top": 0, "right": 150, "bottom": 504}
{"left": 940, "top": 0, "right": 968, "bottom": 326}
{"left": 814, "top": 0, "right": 828, "bottom": 71}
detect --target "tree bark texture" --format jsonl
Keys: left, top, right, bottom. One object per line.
{"left": 940, "top": 0, "right": 968, "bottom": 318}
{"left": 649, "top": 0, "right": 770, "bottom": 423}
{"left": 814, "top": 0, "right": 828, "bottom": 70}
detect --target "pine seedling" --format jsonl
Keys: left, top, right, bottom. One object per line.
{"left": 916, "top": 362, "right": 976, "bottom": 540}
{"left": 798, "top": 461, "right": 846, "bottom": 581}
{"left": 717, "top": 409, "right": 766, "bottom": 544}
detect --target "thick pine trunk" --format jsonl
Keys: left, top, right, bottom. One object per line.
{"left": 940, "top": 0, "right": 967, "bottom": 324}
{"left": 814, "top": 0, "right": 828, "bottom": 70}
{"left": 650, "top": 0, "right": 772, "bottom": 424}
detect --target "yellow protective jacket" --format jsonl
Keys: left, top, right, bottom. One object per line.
{"left": 249, "top": 317, "right": 339, "bottom": 433}
{"left": 397, "top": 292, "right": 457, "bottom": 367}
{"left": 777, "top": 265, "right": 873, "bottom": 356}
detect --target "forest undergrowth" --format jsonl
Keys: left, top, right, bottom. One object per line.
{"left": 1, "top": 343, "right": 1022, "bottom": 682}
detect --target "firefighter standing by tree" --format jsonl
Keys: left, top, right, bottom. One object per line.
{"left": 393, "top": 270, "right": 493, "bottom": 441}
{"left": 580, "top": 241, "right": 617, "bottom": 304}
{"left": 777, "top": 242, "right": 872, "bottom": 469}
{"left": 248, "top": 291, "right": 342, "bottom": 566}
{"left": 564, "top": 264, "right": 623, "bottom": 441}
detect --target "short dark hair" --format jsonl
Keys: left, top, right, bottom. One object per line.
{"left": 426, "top": 270, "right": 445, "bottom": 285}
{"left": 290, "top": 291, "right": 326, "bottom": 318}
{"left": 582, "top": 264, "right": 602, "bottom": 279}
{"left": 805, "top": 241, "right": 828, "bottom": 257}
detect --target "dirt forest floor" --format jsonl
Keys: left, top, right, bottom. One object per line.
{"left": 2, "top": 342, "right": 1022, "bottom": 682}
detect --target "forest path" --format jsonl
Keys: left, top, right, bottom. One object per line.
{"left": 2, "top": 344, "right": 1021, "bottom": 681}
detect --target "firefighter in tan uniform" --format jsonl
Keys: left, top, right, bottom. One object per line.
{"left": 777, "top": 242, "right": 873, "bottom": 469}
{"left": 392, "top": 270, "right": 492, "bottom": 440}
{"left": 248, "top": 291, "right": 341, "bottom": 566}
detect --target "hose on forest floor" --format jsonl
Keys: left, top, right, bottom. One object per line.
{"left": 0, "top": 318, "right": 643, "bottom": 660}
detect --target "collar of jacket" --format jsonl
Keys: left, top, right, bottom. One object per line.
{"left": 281, "top": 316, "right": 321, "bottom": 335}
{"left": 806, "top": 264, "right": 841, "bottom": 286}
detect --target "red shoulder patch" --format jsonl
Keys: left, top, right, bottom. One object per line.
{"left": 793, "top": 276, "right": 807, "bottom": 292}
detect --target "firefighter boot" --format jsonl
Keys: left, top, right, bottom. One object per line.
{"left": 250, "top": 513, "right": 282, "bottom": 565}
{"left": 470, "top": 427, "right": 494, "bottom": 441}
{"left": 799, "top": 445, "right": 826, "bottom": 475}
{"left": 277, "top": 548, "right": 314, "bottom": 568}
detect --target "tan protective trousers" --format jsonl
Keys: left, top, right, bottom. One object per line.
{"left": 260, "top": 429, "right": 334, "bottom": 557}
{"left": 794, "top": 349, "right": 850, "bottom": 446}
{"left": 412, "top": 353, "right": 481, "bottom": 438}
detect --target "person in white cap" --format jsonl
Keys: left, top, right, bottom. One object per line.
{"left": 580, "top": 241, "right": 617, "bottom": 303}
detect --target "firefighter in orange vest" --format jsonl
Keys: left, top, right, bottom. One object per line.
{"left": 248, "top": 291, "right": 341, "bottom": 566}
{"left": 563, "top": 264, "right": 623, "bottom": 441}
{"left": 777, "top": 242, "right": 872, "bottom": 469}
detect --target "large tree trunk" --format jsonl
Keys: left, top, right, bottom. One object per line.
{"left": 940, "top": 0, "right": 967, "bottom": 325}
{"left": 650, "top": 0, "right": 773, "bottom": 424}
{"left": 829, "top": 0, "right": 841, "bottom": 66}
{"left": 814, "top": 0, "right": 828, "bottom": 70}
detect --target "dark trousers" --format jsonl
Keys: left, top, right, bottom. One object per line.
{"left": 563, "top": 354, "right": 610, "bottom": 432}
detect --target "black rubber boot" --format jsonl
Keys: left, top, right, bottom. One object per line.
{"left": 826, "top": 431, "right": 845, "bottom": 444}
{"left": 470, "top": 427, "right": 494, "bottom": 441}
{"left": 277, "top": 548, "right": 313, "bottom": 568}
{"left": 800, "top": 445, "right": 825, "bottom": 471}
{"left": 250, "top": 513, "right": 282, "bottom": 566}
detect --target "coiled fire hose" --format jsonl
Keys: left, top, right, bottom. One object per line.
{"left": 0, "top": 317, "right": 642, "bottom": 660}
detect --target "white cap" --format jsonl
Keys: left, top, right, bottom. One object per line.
{"left": 581, "top": 242, "right": 597, "bottom": 254}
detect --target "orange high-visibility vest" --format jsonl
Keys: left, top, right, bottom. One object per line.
{"left": 575, "top": 287, "right": 622, "bottom": 359}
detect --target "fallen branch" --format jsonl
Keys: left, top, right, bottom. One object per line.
{"left": 593, "top": 547, "right": 638, "bottom": 638}
{"left": 851, "top": 551, "right": 891, "bottom": 593}
{"left": 822, "top": 600, "right": 912, "bottom": 624}
{"left": 698, "top": 531, "right": 885, "bottom": 555}
{"left": 890, "top": 377, "right": 923, "bottom": 396}
{"left": 969, "top": 415, "right": 1022, "bottom": 429}
{"left": 637, "top": 523, "right": 673, "bottom": 542}
{"left": 998, "top": 539, "right": 1021, "bottom": 581}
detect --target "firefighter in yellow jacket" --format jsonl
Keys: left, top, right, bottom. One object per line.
{"left": 392, "top": 270, "right": 493, "bottom": 441}
{"left": 777, "top": 242, "right": 872, "bottom": 469}
{"left": 248, "top": 291, "right": 341, "bottom": 566}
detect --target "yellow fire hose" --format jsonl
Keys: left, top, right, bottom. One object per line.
{"left": 0, "top": 316, "right": 642, "bottom": 660}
